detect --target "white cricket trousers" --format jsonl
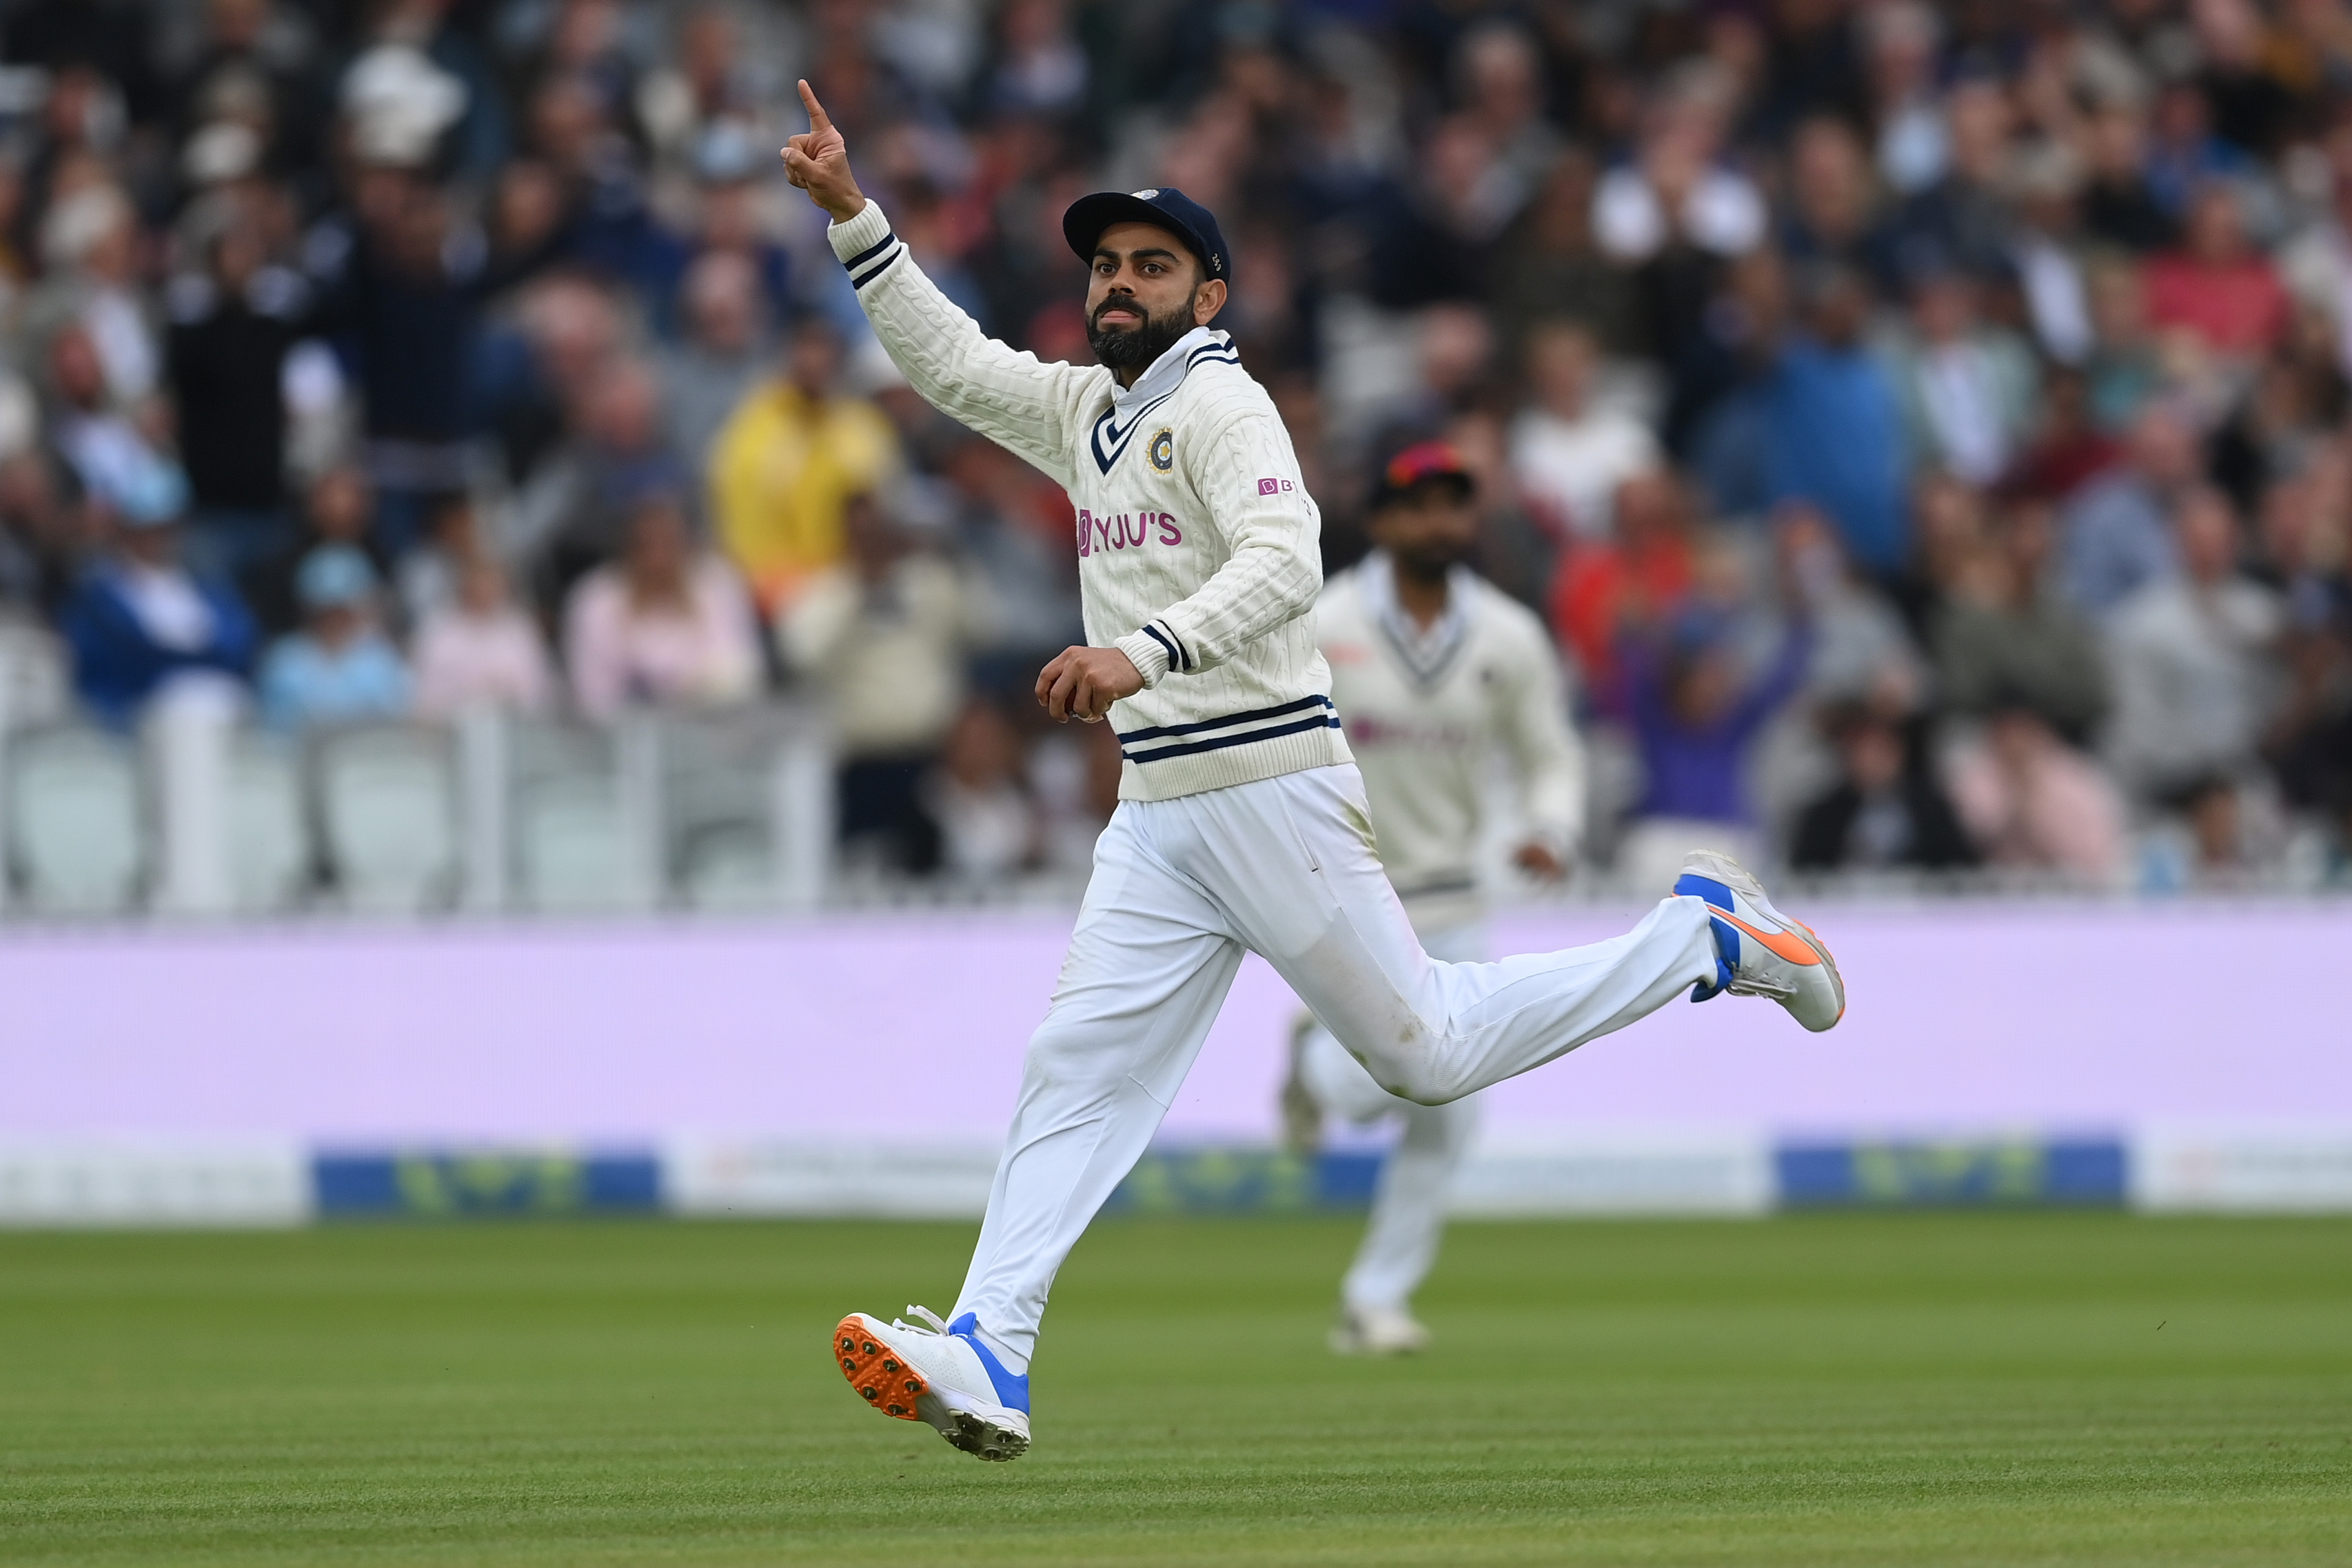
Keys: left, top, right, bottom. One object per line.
{"left": 951, "top": 764, "right": 1719, "bottom": 1365}
{"left": 1296, "top": 922, "right": 1487, "bottom": 1317}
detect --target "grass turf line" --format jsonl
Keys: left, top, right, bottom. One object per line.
{"left": 1, "top": 1213, "right": 2346, "bottom": 1566}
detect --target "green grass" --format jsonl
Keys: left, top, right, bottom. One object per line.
{"left": 1, "top": 1214, "right": 2347, "bottom": 1565}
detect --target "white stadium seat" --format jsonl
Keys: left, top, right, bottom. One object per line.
{"left": 517, "top": 773, "right": 638, "bottom": 914}
{"left": 8, "top": 727, "right": 143, "bottom": 915}
{"left": 226, "top": 735, "right": 310, "bottom": 915}
{"left": 316, "top": 727, "right": 457, "bottom": 915}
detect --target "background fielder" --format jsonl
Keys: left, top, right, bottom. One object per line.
{"left": 782, "top": 82, "right": 1844, "bottom": 1466}
{"left": 1292, "top": 440, "right": 1584, "bottom": 1356}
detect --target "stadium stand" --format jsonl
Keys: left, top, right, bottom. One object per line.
{"left": 0, "top": 1, "right": 2339, "bottom": 914}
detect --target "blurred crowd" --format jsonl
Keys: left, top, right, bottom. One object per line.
{"left": 0, "top": 0, "right": 2349, "bottom": 893}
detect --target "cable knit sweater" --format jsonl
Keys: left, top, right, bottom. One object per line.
{"left": 829, "top": 202, "right": 1349, "bottom": 800}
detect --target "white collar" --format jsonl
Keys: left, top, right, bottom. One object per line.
{"left": 1110, "top": 326, "right": 1232, "bottom": 416}
{"left": 1363, "top": 550, "right": 1473, "bottom": 685}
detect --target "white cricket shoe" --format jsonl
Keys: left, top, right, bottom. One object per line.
{"left": 1328, "top": 1303, "right": 1431, "bottom": 1356}
{"left": 833, "top": 1305, "right": 1032, "bottom": 1462}
{"left": 1674, "top": 850, "right": 1846, "bottom": 1032}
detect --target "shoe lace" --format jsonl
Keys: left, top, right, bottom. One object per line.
{"left": 897, "top": 1304, "right": 952, "bottom": 1336}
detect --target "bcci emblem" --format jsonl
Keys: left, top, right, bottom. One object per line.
{"left": 1149, "top": 429, "right": 1174, "bottom": 471}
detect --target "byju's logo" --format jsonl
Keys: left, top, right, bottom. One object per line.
{"left": 1256, "top": 476, "right": 1295, "bottom": 496}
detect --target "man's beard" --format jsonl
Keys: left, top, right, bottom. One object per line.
{"left": 1390, "top": 538, "right": 1470, "bottom": 584}
{"left": 1088, "top": 291, "right": 1199, "bottom": 372}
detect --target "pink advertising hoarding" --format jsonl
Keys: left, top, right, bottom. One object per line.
{"left": 1, "top": 902, "right": 2344, "bottom": 1142}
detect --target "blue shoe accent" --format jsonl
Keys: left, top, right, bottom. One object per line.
{"left": 1674, "top": 873, "right": 1735, "bottom": 912}
{"left": 1686, "top": 914, "right": 1740, "bottom": 1003}
{"left": 946, "top": 1311, "right": 1030, "bottom": 1413}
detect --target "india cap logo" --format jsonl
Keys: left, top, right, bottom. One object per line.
{"left": 1149, "top": 429, "right": 1174, "bottom": 471}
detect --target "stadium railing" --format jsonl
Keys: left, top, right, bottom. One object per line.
{"left": 0, "top": 700, "right": 835, "bottom": 919}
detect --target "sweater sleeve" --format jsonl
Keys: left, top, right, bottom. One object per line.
{"left": 1114, "top": 394, "right": 1322, "bottom": 686}
{"left": 828, "top": 203, "right": 1100, "bottom": 489}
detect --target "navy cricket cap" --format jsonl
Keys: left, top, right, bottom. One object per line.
{"left": 1062, "top": 187, "right": 1230, "bottom": 285}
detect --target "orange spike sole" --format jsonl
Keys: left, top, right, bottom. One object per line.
{"left": 836, "top": 1316, "right": 929, "bottom": 1421}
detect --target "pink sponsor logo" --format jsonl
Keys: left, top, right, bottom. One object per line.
{"left": 1075, "top": 508, "right": 1183, "bottom": 558}
{"left": 1255, "top": 476, "right": 1295, "bottom": 496}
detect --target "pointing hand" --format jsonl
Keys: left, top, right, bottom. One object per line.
{"left": 781, "top": 80, "right": 867, "bottom": 223}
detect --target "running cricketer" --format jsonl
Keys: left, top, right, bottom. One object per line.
{"left": 782, "top": 82, "right": 1843, "bottom": 1464}
{"left": 1289, "top": 440, "right": 1581, "bottom": 1358}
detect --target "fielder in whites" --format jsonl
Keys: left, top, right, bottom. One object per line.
{"left": 1290, "top": 440, "right": 1583, "bottom": 1357}
{"left": 782, "top": 83, "right": 1844, "bottom": 1464}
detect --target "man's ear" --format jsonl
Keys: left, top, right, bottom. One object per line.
{"left": 1193, "top": 278, "right": 1228, "bottom": 326}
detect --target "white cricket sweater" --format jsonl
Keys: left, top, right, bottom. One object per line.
{"left": 830, "top": 202, "right": 1349, "bottom": 800}
{"left": 1316, "top": 553, "right": 1585, "bottom": 931}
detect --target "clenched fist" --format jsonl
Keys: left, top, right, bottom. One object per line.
{"left": 780, "top": 80, "right": 866, "bottom": 223}
{"left": 1035, "top": 646, "right": 1143, "bottom": 724}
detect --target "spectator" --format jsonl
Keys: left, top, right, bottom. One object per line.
{"left": 2105, "top": 487, "right": 2285, "bottom": 800}
{"left": 939, "top": 437, "right": 1073, "bottom": 694}
{"left": 1593, "top": 60, "right": 1766, "bottom": 267}
{"left": 1886, "top": 75, "right": 2018, "bottom": 286}
{"left": 0, "top": 448, "right": 74, "bottom": 613}
{"left": 241, "top": 466, "right": 385, "bottom": 640}
{"left": 313, "top": 175, "right": 555, "bottom": 552}
{"left": 490, "top": 272, "right": 622, "bottom": 504}
{"left": 1776, "top": 503, "right": 1925, "bottom": 709}
{"left": 1760, "top": 266, "right": 1911, "bottom": 580}
{"left": 925, "top": 698, "right": 1042, "bottom": 882}
{"left": 2280, "top": 124, "right": 2352, "bottom": 380}
{"left": 394, "top": 492, "right": 481, "bottom": 631}
{"left": 164, "top": 205, "right": 310, "bottom": 576}
{"left": 1615, "top": 609, "right": 1811, "bottom": 891}
{"left": 2259, "top": 467, "right": 2352, "bottom": 820}
{"left": 1789, "top": 704, "right": 1976, "bottom": 872}
{"left": 1936, "top": 499, "right": 2111, "bottom": 742}
{"left": 163, "top": 0, "right": 331, "bottom": 190}
{"left": 2142, "top": 183, "right": 2293, "bottom": 361}
{"left": 2005, "top": 365, "right": 2125, "bottom": 502}
{"left": 657, "top": 250, "right": 771, "bottom": 477}
{"left": 1489, "top": 151, "right": 1641, "bottom": 358}
{"left": 1862, "top": 0, "right": 1947, "bottom": 197}
{"left": 2078, "top": 96, "right": 2178, "bottom": 254}
{"left": 1945, "top": 698, "right": 2130, "bottom": 882}
{"left": 26, "top": 183, "right": 157, "bottom": 409}
{"left": 60, "top": 467, "right": 256, "bottom": 726}
{"left": 1880, "top": 268, "right": 2039, "bottom": 488}
{"left": 41, "top": 321, "right": 179, "bottom": 549}
{"left": 256, "top": 544, "right": 410, "bottom": 731}
{"left": 412, "top": 553, "right": 553, "bottom": 720}
{"left": 1508, "top": 319, "right": 1662, "bottom": 544}
{"left": 562, "top": 491, "right": 760, "bottom": 722}
{"left": 2144, "top": 79, "right": 2255, "bottom": 219}
{"left": 1780, "top": 114, "right": 1897, "bottom": 287}
{"left": 707, "top": 317, "right": 902, "bottom": 615}
{"left": 2060, "top": 401, "right": 2204, "bottom": 615}
{"left": 2138, "top": 774, "right": 2275, "bottom": 893}
{"left": 2082, "top": 256, "right": 2165, "bottom": 433}
{"left": 778, "top": 491, "right": 979, "bottom": 873}
{"left": 1031, "top": 711, "right": 1124, "bottom": 877}
{"left": 1549, "top": 469, "right": 1697, "bottom": 706}
{"left": 516, "top": 356, "right": 687, "bottom": 609}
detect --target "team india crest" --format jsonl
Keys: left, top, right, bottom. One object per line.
{"left": 1149, "top": 429, "right": 1174, "bottom": 471}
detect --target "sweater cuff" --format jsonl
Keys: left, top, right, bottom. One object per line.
{"left": 1115, "top": 630, "right": 1170, "bottom": 689}
{"left": 827, "top": 201, "right": 892, "bottom": 262}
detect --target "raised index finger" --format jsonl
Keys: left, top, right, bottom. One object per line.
{"left": 797, "top": 79, "right": 833, "bottom": 135}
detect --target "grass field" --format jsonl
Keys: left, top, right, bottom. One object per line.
{"left": 3, "top": 1213, "right": 2347, "bottom": 1566}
